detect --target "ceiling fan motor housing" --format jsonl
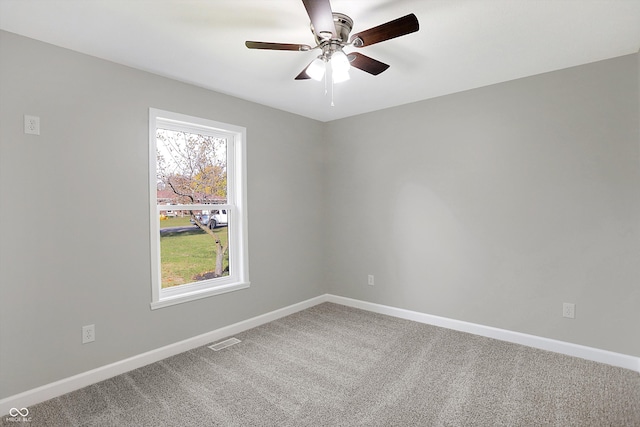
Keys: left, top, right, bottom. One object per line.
{"left": 311, "top": 12, "right": 353, "bottom": 44}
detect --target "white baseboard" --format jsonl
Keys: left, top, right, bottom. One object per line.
{"left": 3, "top": 293, "right": 638, "bottom": 415}
{"left": 325, "top": 294, "right": 640, "bottom": 373}
{"left": 0, "top": 294, "right": 328, "bottom": 416}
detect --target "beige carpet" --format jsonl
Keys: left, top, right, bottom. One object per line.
{"left": 3, "top": 302, "right": 639, "bottom": 426}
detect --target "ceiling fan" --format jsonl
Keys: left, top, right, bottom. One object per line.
{"left": 245, "top": 0, "right": 419, "bottom": 83}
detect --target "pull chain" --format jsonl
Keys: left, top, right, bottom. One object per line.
{"left": 330, "top": 73, "right": 335, "bottom": 107}
{"left": 324, "top": 71, "right": 328, "bottom": 96}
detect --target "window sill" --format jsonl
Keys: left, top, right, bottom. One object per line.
{"left": 150, "top": 281, "right": 250, "bottom": 310}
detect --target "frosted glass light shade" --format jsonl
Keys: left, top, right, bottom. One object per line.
{"left": 307, "top": 57, "right": 326, "bottom": 81}
{"left": 332, "top": 68, "right": 350, "bottom": 83}
{"left": 331, "top": 50, "right": 350, "bottom": 73}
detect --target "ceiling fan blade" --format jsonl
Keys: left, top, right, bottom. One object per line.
{"left": 302, "top": 0, "right": 336, "bottom": 39}
{"left": 349, "top": 13, "right": 419, "bottom": 47}
{"left": 245, "top": 41, "right": 312, "bottom": 51}
{"left": 347, "top": 52, "right": 390, "bottom": 76}
{"left": 295, "top": 70, "right": 311, "bottom": 80}
{"left": 295, "top": 63, "right": 312, "bottom": 80}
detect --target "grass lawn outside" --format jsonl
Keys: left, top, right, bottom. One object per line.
{"left": 159, "top": 215, "right": 192, "bottom": 228}
{"left": 159, "top": 219, "right": 229, "bottom": 288}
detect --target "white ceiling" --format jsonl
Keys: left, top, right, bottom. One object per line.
{"left": 1, "top": 0, "right": 639, "bottom": 122}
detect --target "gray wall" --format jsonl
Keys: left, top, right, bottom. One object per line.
{"left": 0, "top": 31, "right": 326, "bottom": 398}
{"left": 325, "top": 53, "right": 640, "bottom": 358}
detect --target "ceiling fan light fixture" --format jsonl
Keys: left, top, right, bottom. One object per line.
{"left": 332, "top": 67, "right": 350, "bottom": 83}
{"left": 330, "top": 50, "right": 350, "bottom": 73}
{"left": 307, "top": 57, "right": 326, "bottom": 81}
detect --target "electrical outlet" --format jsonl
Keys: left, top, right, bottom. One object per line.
{"left": 24, "top": 115, "right": 40, "bottom": 135}
{"left": 368, "top": 275, "right": 374, "bottom": 286}
{"left": 82, "top": 324, "right": 95, "bottom": 344}
{"left": 562, "top": 303, "right": 575, "bottom": 319}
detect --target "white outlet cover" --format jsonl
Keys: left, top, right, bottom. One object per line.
{"left": 82, "top": 324, "right": 95, "bottom": 343}
{"left": 563, "top": 303, "right": 575, "bottom": 319}
{"left": 24, "top": 115, "right": 40, "bottom": 135}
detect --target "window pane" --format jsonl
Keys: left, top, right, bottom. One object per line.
{"left": 159, "top": 211, "right": 230, "bottom": 289}
{"left": 156, "top": 128, "right": 227, "bottom": 205}
{"left": 156, "top": 128, "right": 229, "bottom": 289}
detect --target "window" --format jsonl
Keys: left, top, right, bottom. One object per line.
{"left": 149, "top": 108, "right": 249, "bottom": 309}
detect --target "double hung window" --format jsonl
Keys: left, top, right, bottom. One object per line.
{"left": 149, "top": 108, "right": 249, "bottom": 309}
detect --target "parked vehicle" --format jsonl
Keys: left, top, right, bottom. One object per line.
{"left": 191, "top": 209, "right": 228, "bottom": 229}
{"left": 208, "top": 209, "right": 228, "bottom": 228}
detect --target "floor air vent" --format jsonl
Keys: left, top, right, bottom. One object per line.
{"left": 208, "top": 337, "right": 241, "bottom": 351}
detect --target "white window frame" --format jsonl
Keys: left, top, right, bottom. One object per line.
{"left": 149, "top": 108, "right": 249, "bottom": 309}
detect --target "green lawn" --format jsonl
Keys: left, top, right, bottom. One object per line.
{"left": 159, "top": 215, "right": 193, "bottom": 228}
{"left": 160, "top": 225, "right": 229, "bottom": 288}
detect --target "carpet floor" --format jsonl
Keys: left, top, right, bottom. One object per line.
{"left": 3, "top": 302, "right": 640, "bottom": 426}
